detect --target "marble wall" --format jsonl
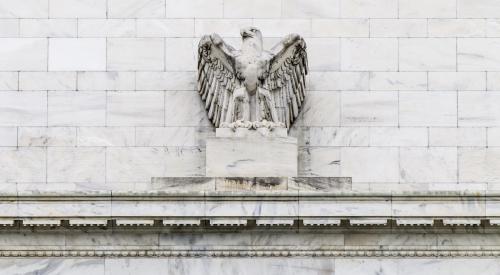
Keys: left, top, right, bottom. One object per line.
{"left": 3, "top": 258, "right": 500, "bottom": 275}
{"left": 0, "top": 0, "right": 499, "bottom": 192}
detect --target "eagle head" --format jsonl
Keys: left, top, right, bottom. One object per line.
{"left": 240, "top": 27, "right": 263, "bottom": 53}
{"left": 240, "top": 27, "right": 262, "bottom": 41}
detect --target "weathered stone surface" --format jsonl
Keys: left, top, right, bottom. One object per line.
{"left": 2, "top": 0, "right": 500, "bottom": 272}
{"left": 215, "top": 177, "right": 288, "bottom": 191}
{"left": 288, "top": 177, "right": 351, "bottom": 191}
{"left": 151, "top": 177, "right": 215, "bottom": 191}
{"left": 215, "top": 127, "right": 287, "bottom": 138}
{"left": 206, "top": 136, "right": 298, "bottom": 177}
{"left": 151, "top": 176, "right": 351, "bottom": 191}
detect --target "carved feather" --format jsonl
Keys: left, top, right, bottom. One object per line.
{"left": 265, "top": 35, "right": 308, "bottom": 128}
{"left": 197, "top": 34, "right": 237, "bottom": 128}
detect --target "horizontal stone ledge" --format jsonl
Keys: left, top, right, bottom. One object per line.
{"left": 0, "top": 218, "right": 497, "bottom": 227}
{"left": 0, "top": 190, "right": 498, "bottom": 221}
{"left": 2, "top": 249, "right": 500, "bottom": 258}
{"left": 1, "top": 189, "right": 499, "bottom": 200}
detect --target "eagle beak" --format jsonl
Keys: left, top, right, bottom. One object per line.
{"left": 241, "top": 29, "right": 252, "bottom": 39}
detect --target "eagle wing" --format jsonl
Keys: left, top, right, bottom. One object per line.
{"left": 198, "top": 34, "right": 237, "bottom": 128}
{"left": 265, "top": 34, "right": 308, "bottom": 128}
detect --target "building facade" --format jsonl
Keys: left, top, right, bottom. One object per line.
{"left": 0, "top": 0, "right": 500, "bottom": 274}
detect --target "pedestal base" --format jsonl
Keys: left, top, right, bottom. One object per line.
{"left": 206, "top": 128, "right": 297, "bottom": 177}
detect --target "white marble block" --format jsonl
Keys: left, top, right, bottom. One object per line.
{"left": 206, "top": 129, "right": 298, "bottom": 177}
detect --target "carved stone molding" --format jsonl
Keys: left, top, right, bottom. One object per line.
{"left": 1, "top": 249, "right": 500, "bottom": 258}
{"left": 0, "top": 190, "right": 499, "bottom": 258}
{"left": 0, "top": 190, "right": 499, "bottom": 228}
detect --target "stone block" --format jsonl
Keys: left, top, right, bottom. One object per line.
{"left": 340, "top": 0, "right": 398, "bottom": 18}
{"left": 151, "top": 177, "right": 215, "bottom": 191}
{"left": 369, "top": 72, "right": 427, "bottom": 91}
{"left": 77, "top": 127, "right": 134, "bottom": 147}
{"left": 215, "top": 177, "right": 288, "bottom": 191}
{"left": 311, "top": 19, "right": 369, "bottom": 37}
{"left": 0, "top": 92, "right": 47, "bottom": 126}
{"left": 0, "top": 38, "right": 47, "bottom": 71}
{"left": 77, "top": 72, "right": 135, "bottom": 91}
{"left": 195, "top": 19, "right": 252, "bottom": 37}
{"left": 458, "top": 0, "right": 500, "bottom": 18}
{"left": 458, "top": 38, "right": 500, "bottom": 71}
{"left": 19, "top": 72, "right": 76, "bottom": 91}
{"left": 165, "top": 0, "right": 223, "bottom": 18}
{"left": 0, "top": 147, "right": 46, "bottom": 183}
{"left": 299, "top": 147, "right": 341, "bottom": 177}
{"left": 399, "top": 91, "right": 457, "bottom": 127}
{"left": 106, "top": 91, "right": 164, "bottom": 126}
{"left": 50, "top": 0, "right": 106, "bottom": 18}
{"left": 0, "top": 72, "right": 18, "bottom": 90}
{"left": 0, "top": 127, "right": 16, "bottom": 146}
{"left": 135, "top": 127, "right": 213, "bottom": 147}
{"left": 20, "top": 19, "right": 76, "bottom": 38}
{"left": 107, "top": 38, "right": 164, "bottom": 71}
{"left": 458, "top": 92, "right": 500, "bottom": 126}
{"left": 78, "top": 19, "right": 136, "bottom": 37}
{"left": 19, "top": 127, "right": 76, "bottom": 146}
{"left": 137, "top": 19, "right": 194, "bottom": 37}
{"left": 206, "top": 131, "right": 298, "bottom": 177}
{"left": 282, "top": 0, "right": 340, "bottom": 18}
{"left": 428, "top": 19, "right": 486, "bottom": 37}
{"left": 370, "top": 127, "right": 428, "bottom": 146}
{"left": 164, "top": 91, "right": 211, "bottom": 127}
{"left": 252, "top": 19, "right": 311, "bottom": 38}
{"left": 341, "top": 38, "right": 398, "bottom": 71}
{"left": 136, "top": 72, "right": 195, "bottom": 91}
{"left": 0, "top": 0, "right": 48, "bottom": 18}
{"left": 302, "top": 91, "right": 341, "bottom": 126}
{"left": 0, "top": 19, "right": 18, "bottom": 38}
{"left": 487, "top": 72, "right": 500, "bottom": 90}
{"left": 399, "top": 38, "right": 456, "bottom": 71}
{"left": 48, "top": 91, "right": 106, "bottom": 126}
{"left": 289, "top": 177, "right": 351, "bottom": 191}
{"left": 306, "top": 38, "right": 340, "bottom": 71}
{"left": 340, "top": 91, "right": 398, "bottom": 126}
{"left": 307, "top": 72, "right": 369, "bottom": 91}
{"left": 369, "top": 19, "right": 427, "bottom": 37}
{"left": 108, "top": 0, "right": 165, "bottom": 18}
{"left": 165, "top": 38, "right": 196, "bottom": 71}
{"left": 399, "top": 0, "right": 456, "bottom": 18}
{"left": 47, "top": 147, "right": 105, "bottom": 183}
{"left": 341, "top": 147, "right": 399, "bottom": 182}
{"left": 305, "top": 127, "right": 370, "bottom": 146}
{"left": 49, "top": 38, "right": 106, "bottom": 71}
{"left": 223, "top": 0, "right": 281, "bottom": 18}
{"left": 429, "top": 127, "right": 486, "bottom": 147}
{"left": 428, "top": 72, "right": 485, "bottom": 91}
{"left": 399, "top": 147, "right": 458, "bottom": 183}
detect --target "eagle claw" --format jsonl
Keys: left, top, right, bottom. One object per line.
{"left": 253, "top": 120, "right": 285, "bottom": 130}
{"left": 221, "top": 120, "right": 285, "bottom": 131}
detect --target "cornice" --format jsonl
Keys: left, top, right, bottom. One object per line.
{"left": 1, "top": 248, "right": 500, "bottom": 258}
{"left": 0, "top": 191, "right": 498, "bottom": 228}
{"left": 0, "top": 190, "right": 497, "bottom": 200}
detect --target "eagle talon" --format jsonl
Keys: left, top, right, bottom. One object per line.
{"left": 222, "top": 120, "right": 255, "bottom": 131}
{"left": 252, "top": 120, "right": 286, "bottom": 131}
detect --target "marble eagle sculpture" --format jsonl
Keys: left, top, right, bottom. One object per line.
{"left": 198, "top": 27, "right": 308, "bottom": 130}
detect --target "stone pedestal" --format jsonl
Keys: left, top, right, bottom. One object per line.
{"left": 205, "top": 128, "right": 298, "bottom": 177}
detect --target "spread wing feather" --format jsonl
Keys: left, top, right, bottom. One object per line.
{"left": 198, "top": 35, "right": 237, "bottom": 128}
{"left": 265, "top": 35, "right": 308, "bottom": 128}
